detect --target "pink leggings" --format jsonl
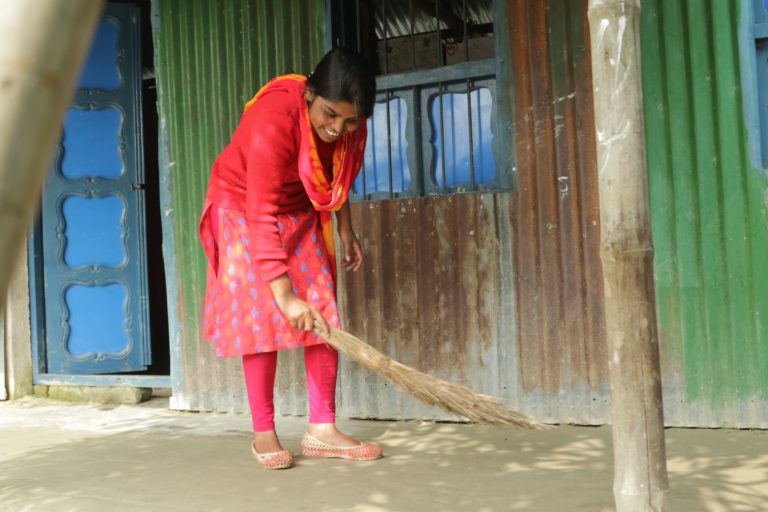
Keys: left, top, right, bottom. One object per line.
{"left": 242, "top": 343, "right": 338, "bottom": 432}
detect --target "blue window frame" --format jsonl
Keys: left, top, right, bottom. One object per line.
{"left": 740, "top": 0, "right": 768, "bottom": 170}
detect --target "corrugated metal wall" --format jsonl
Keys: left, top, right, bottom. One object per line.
{"left": 153, "top": 0, "right": 767, "bottom": 427}
{"left": 339, "top": 0, "right": 608, "bottom": 423}
{"left": 151, "top": 0, "right": 607, "bottom": 421}
{"left": 153, "top": 0, "right": 325, "bottom": 412}
{"left": 508, "top": 0, "right": 608, "bottom": 420}
{"left": 642, "top": 0, "right": 768, "bottom": 427}
{"left": 339, "top": 194, "right": 520, "bottom": 419}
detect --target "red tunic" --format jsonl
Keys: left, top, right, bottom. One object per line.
{"left": 200, "top": 82, "right": 339, "bottom": 357}
{"left": 205, "top": 86, "right": 334, "bottom": 282}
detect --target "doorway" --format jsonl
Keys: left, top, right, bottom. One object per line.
{"left": 29, "top": 1, "right": 169, "bottom": 386}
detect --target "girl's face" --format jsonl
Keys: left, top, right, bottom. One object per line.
{"left": 305, "top": 90, "right": 361, "bottom": 143}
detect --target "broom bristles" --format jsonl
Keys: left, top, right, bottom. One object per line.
{"left": 316, "top": 326, "right": 549, "bottom": 429}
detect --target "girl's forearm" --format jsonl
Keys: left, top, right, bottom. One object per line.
{"left": 269, "top": 274, "right": 293, "bottom": 307}
{"left": 335, "top": 201, "right": 352, "bottom": 232}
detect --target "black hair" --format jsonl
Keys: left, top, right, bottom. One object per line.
{"left": 306, "top": 47, "right": 376, "bottom": 118}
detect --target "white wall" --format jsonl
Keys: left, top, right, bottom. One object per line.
{"left": 4, "top": 243, "right": 33, "bottom": 399}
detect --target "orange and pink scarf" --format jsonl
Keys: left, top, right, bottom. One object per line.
{"left": 244, "top": 74, "right": 367, "bottom": 279}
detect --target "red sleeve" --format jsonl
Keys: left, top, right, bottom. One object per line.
{"left": 244, "top": 98, "right": 299, "bottom": 281}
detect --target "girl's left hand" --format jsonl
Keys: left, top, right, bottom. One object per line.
{"left": 338, "top": 225, "right": 363, "bottom": 272}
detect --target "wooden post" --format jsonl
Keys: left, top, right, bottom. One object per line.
{"left": 0, "top": 0, "right": 104, "bottom": 306}
{"left": 587, "top": 0, "right": 669, "bottom": 510}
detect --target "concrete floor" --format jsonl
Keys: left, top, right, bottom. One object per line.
{"left": 0, "top": 397, "right": 766, "bottom": 512}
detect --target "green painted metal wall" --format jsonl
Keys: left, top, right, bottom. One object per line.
{"left": 153, "top": 0, "right": 325, "bottom": 411}
{"left": 642, "top": 0, "right": 768, "bottom": 427}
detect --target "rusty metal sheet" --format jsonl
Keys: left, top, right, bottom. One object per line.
{"left": 337, "top": 194, "right": 517, "bottom": 420}
{"left": 508, "top": 0, "right": 608, "bottom": 407}
{"left": 337, "top": 0, "right": 609, "bottom": 424}
{"left": 338, "top": 191, "right": 610, "bottom": 424}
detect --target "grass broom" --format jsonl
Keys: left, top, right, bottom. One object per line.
{"left": 315, "top": 325, "right": 549, "bottom": 429}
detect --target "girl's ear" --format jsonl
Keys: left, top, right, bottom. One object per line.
{"left": 304, "top": 88, "right": 315, "bottom": 103}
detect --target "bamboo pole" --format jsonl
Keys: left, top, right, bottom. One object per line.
{"left": 0, "top": 0, "right": 104, "bottom": 307}
{"left": 587, "top": 0, "right": 669, "bottom": 510}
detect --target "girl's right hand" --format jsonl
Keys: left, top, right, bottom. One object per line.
{"left": 276, "top": 293, "right": 329, "bottom": 334}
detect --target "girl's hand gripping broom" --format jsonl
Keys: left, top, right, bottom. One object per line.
{"left": 315, "top": 325, "right": 549, "bottom": 429}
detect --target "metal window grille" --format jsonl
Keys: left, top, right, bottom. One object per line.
{"left": 332, "top": 0, "right": 507, "bottom": 200}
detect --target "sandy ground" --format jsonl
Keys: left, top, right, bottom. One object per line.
{"left": 0, "top": 397, "right": 766, "bottom": 512}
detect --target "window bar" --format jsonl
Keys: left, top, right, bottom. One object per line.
{"left": 463, "top": 0, "right": 469, "bottom": 62}
{"left": 382, "top": 0, "right": 389, "bottom": 75}
{"left": 466, "top": 80, "right": 475, "bottom": 190}
{"left": 355, "top": 0, "right": 362, "bottom": 53}
{"left": 356, "top": 0, "right": 366, "bottom": 197}
{"left": 359, "top": 124, "right": 368, "bottom": 197}
{"left": 361, "top": 119, "right": 368, "bottom": 197}
{"left": 412, "top": 84, "right": 420, "bottom": 194}
{"left": 435, "top": 0, "right": 441, "bottom": 67}
{"left": 438, "top": 84, "right": 447, "bottom": 192}
{"left": 410, "top": 0, "right": 415, "bottom": 70}
{"left": 436, "top": 1, "right": 446, "bottom": 191}
{"left": 463, "top": 0, "right": 475, "bottom": 190}
{"left": 386, "top": 90, "right": 394, "bottom": 197}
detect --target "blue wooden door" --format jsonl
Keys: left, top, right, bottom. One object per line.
{"left": 41, "top": 4, "right": 150, "bottom": 374}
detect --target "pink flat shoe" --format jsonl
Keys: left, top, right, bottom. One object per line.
{"left": 251, "top": 442, "right": 294, "bottom": 470}
{"left": 300, "top": 433, "right": 383, "bottom": 461}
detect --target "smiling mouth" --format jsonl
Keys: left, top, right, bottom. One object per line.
{"left": 322, "top": 127, "right": 340, "bottom": 138}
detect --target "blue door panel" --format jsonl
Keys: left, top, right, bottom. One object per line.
{"left": 61, "top": 107, "right": 124, "bottom": 179}
{"left": 41, "top": 4, "right": 150, "bottom": 374}
{"left": 65, "top": 283, "right": 129, "bottom": 357}
{"left": 78, "top": 19, "right": 121, "bottom": 91}
{"left": 62, "top": 195, "right": 126, "bottom": 267}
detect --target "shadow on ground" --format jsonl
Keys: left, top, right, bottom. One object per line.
{"left": 0, "top": 417, "right": 765, "bottom": 511}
